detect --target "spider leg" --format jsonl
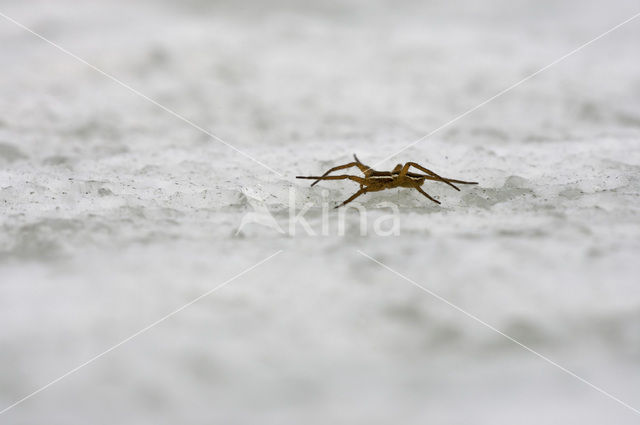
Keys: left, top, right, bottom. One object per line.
{"left": 296, "top": 175, "right": 366, "bottom": 185}
{"left": 412, "top": 185, "right": 441, "bottom": 205}
{"left": 439, "top": 177, "right": 478, "bottom": 185}
{"left": 416, "top": 175, "right": 478, "bottom": 185}
{"left": 405, "top": 162, "right": 461, "bottom": 191}
{"left": 353, "top": 154, "right": 373, "bottom": 173}
{"left": 300, "top": 160, "right": 371, "bottom": 187}
{"left": 335, "top": 188, "right": 367, "bottom": 209}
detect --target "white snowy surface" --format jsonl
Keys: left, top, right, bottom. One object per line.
{"left": 1, "top": 0, "right": 640, "bottom": 424}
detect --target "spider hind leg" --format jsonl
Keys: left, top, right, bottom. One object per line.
{"left": 405, "top": 162, "right": 461, "bottom": 191}
{"left": 413, "top": 185, "right": 441, "bottom": 205}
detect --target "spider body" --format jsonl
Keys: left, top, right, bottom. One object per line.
{"left": 296, "top": 155, "right": 477, "bottom": 208}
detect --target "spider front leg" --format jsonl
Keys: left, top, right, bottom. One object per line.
{"left": 335, "top": 188, "right": 367, "bottom": 209}
{"left": 352, "top": 154, "right": 373, "bottom": 173}
{"left": 300, "top": 158, "right": 371, "bottom": 187}
{"left": 296, "top": 174, "right": 366, "bottom": 184}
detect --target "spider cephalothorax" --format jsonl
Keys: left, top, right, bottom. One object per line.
{"left": 296, "top": 154, "right": 477, "bottom": 208}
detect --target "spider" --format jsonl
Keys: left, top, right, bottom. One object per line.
{"left": 296, "top": 154, "right": 478, "bottom": 208}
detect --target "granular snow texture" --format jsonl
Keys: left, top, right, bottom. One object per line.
{"left": 1, "top": 0, "right": 640, "bottom": 424}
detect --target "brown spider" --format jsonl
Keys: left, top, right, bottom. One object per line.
{"left": 296, "top": 154, "right": 478, "bottom": 208}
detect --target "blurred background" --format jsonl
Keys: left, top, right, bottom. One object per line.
{"left": 1, "top": 0, "right": 639, "bottom": 423}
